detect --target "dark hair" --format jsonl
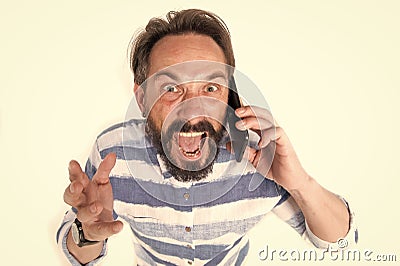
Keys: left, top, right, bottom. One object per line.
{"left": 129, "top": 9, "right": 235, "bottom": 85}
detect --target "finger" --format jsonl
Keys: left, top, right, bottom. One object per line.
{"left": 253, "top": 143, "right": 275, "bottom": 177}
{"left": 68, "top": 160, "right": 90, "bottom": 188}
{"left": 245, "top": 146, "right": 257, "bottom": 164}
{"left": 93, "top": 153, "right": 116, "bottom": 185}
{"left": 258, "top": 127, "right": 277, "bottom": 149}
{"left": 68, "top": 160, "right": 84, "bottom": 181}
{"left": 76, "top": 201, "right": 104, "bottom": 223}
{"left": 235, "top": 105, "right": 273, "bottom": 121}
{"left": 235, "top": 116, "right": 274, "bottom": 132}
{"left": 85, "top": 220, "right": 123, "bottom": 241}
{"left": 63, "top": 181, "right": 85, "bottom": 207}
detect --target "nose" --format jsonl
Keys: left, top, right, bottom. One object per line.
{"left": 182, "top": 85, "right": 200, "bottom": 101}
{"left": 178, "top": 86, "right": 206, "bottom": 124}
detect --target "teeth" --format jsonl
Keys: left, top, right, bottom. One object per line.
{"left": 183, "top": 149, "right": 201, "bottom": 157}
{"left": 179, "top": 131, "right": 204, "bottom": 137}
{"left": 178, "top": 147, "right": 201, "bottom": 157}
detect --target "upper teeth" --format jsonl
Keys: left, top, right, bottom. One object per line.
{"left": 179, "top": 131, "right": 204, "bottom": 137}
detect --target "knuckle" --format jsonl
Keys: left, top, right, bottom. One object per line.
{"left": 95, "top": 223, "right": 103, "bottom": 232}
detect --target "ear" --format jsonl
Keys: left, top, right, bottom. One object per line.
{"left": 134, "top": 83, "right": 146, "bottom": 116}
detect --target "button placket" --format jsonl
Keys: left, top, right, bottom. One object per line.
{"left": 185, "top": 194, "right": 195, "bottom": 264}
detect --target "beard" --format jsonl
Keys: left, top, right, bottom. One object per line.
{"left": 146, "top": 116, "right": 224, "bottom": 182}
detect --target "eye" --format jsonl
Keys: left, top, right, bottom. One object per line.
{"left": 163, "top": 84, "right": 179, "bottom": 93}
{"left": 206, "top": 85, "right": 219, "bottom": 93}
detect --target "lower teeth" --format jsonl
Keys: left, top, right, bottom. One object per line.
{"left": 182, "top": 149, "right": 200, "bottom": 157}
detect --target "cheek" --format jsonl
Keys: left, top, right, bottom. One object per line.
{"left": 148, "top": 101, "right": 175, "bottom": 128}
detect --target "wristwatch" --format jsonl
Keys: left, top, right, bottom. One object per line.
{"left": 71, "top": 218, "right": 100, "bottom": 247}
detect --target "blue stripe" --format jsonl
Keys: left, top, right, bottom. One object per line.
{"left": 195, "top": 244, "right": 230, "bottom": 260}
{"left": 286, "top": 211, "right": 306, "bottom": 235}
{"left": 235, "top": 241, "right": 249, "bottom": 266}
{"left": 132, "top": 226, "right": 231, "bottom": 261}
{"left": 132, "top": 228, "right": 195, "bottom": 260}
{"left": 98, "top": 122, "right": 125, "bottom": 138}
{"left": 126, "top": 214, "right": 265, "bottom": 242}
{"left": 84, "top": 159, "right": 97, "bottom": 180}
{"left": 122, "top": 216, "right": 193, "bottom": 243}
{"left": 274, "top": 188, "right": 290, "bottom": 207}
{"left": 111, "top": 176, "right": 193, "bottom": 212}
{"left": 136, "top": 244, "right": 176, "bottom": 266}
{"left": 204, "top": 236, "right": 244, "bottom": 265}
{"left": 200, "top": 173, "right": 281, "bottom": 207}
{"left": 56, "top": 220, "right": 68, "bottom": 243}
{"left": 110, "top": 173, "right": 281, "bottom": 210}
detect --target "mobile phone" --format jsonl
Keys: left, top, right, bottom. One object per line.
{"left": 228, "top": 77, "right": 249, "bottom": 162}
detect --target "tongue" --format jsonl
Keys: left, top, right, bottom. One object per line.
{"left": 178, "top": 134, "right": 202, "bottom": 152}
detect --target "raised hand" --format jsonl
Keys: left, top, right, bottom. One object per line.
{"left": 64, "top": 153, "right": 123, "bottom": 242}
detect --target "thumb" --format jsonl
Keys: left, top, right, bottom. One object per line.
{"left": 85, "top": 220, "right": 123, "bottom": 241}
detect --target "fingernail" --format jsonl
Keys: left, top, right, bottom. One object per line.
{"left": 236, "top": 108, "right": 245, "bottom": 115}
{"left": 235, "top": 120, "right": 246, "bottom": 130}
{"left": 70, "top": 184, "right": 74, "bottom": 193}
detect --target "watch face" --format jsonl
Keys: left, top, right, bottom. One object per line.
{"left": 71, "top": 223, "right": 80, "bottom": 245}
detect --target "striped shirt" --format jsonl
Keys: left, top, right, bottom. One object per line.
{"left": 57, "top": 119, "right": 357, "bottom": 265}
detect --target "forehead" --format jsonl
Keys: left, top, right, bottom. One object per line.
{"left": 148, "top": 34, "right": 227, "bottom": 77}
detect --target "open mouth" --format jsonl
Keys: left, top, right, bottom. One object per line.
{"left": 177, "top": 131, "right": 208, "bottom": 160}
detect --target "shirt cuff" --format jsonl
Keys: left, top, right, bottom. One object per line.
{"left": 303, "top": 195, "right": 358, "bottom": 250}
{"left": 58, "top": 213, "right": 108, "bottom": 265}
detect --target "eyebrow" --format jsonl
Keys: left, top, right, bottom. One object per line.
{"left": 153, "top": 70, "right": 228, "bottom": 83}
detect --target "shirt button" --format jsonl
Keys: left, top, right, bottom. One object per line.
{"left": 186, "top": 244, "right": 193, "bottom": 249}
{"left": 187, "top": 261, "right": 193, "bottom": 265}
{"left": 185, "top": 226, "right": 191, "bottom": 232}
{"left": 183, "top": 192, "right": 190, "bottom": 200}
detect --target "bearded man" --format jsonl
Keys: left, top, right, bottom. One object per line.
{"left": 57, "top": 9, "right": 357, "bottom": 266}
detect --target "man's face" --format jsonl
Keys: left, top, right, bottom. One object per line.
{"left": 140, "top": 34, "right": 230, "bottom": 182}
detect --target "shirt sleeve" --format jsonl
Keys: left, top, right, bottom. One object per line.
{"left": 272, "top": 189, "right": 358, "bottom": 250}
{"left": 56, "top": 210, "right": 108, "bottom": 266}
{"left": 56, "top": 141, "right": 108, "bottom": 265}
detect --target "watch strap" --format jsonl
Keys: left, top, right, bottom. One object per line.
{"left": 73, "top": 218, "right": 100, "bottom": 247}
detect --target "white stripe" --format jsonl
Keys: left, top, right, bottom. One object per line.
{"left": 97, "top": 126, "right": 125, "bottom": 149}
{"left": 111, "top": 159, "right": 163, "bottom": 181}
{"left": 115, "top": 200, "right": 193, "bottom": 226}
{"left": 194, "top": 196, "right": 281, "bottom": 224}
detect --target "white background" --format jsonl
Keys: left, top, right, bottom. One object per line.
{"left": 1, "top": 0, "right": 399, "bottom": 265}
